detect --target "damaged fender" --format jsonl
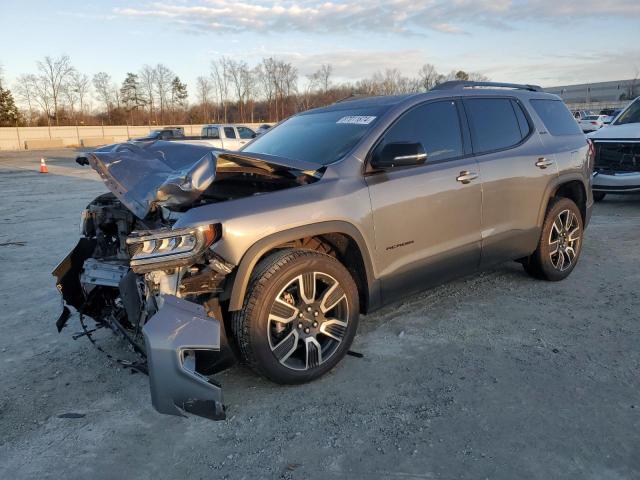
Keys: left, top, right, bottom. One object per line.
{"left": 143, "top": 295, "right": 226, "bottom": 420}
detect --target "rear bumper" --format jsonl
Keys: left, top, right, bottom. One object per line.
{"left": 592, "top": 171, "right": 640, "bottom": 193}
{"left": 143, "top": 295, "right": 226, "bottom": 420}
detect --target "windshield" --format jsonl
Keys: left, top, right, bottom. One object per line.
{"left": 242, "top": 107, "right": 386, "bottom": 165}
{"left": 614, "top": 99, "right": 640, "bottom": 125}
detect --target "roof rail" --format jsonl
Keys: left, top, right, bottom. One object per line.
{"left": 431, "top": 81, "right": 543, "bottom": 92}
{"left": 334, "top": 93, "right": 372, "bottom": 103}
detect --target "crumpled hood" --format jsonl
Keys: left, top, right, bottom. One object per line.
{"left": 588, "top": 123, "right": 640, "bottom": 140}
{"left": 81, "top": 141, "right": 321, "bottom": 219}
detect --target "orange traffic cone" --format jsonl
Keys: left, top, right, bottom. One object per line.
{"left": 39, "top": 158, "right": 48, "bottom": 174}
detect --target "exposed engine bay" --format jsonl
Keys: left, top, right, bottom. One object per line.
{"left": 53, "top": 140, "right": 322, "bottom": 420}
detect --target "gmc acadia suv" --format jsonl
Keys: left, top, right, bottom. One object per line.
{"left": 54, "top": 81, "right": 593, "bottom": 420}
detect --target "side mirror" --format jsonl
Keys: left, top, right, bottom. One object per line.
{"left": 251, "top": 133, "right": 257, "bottom": 138}
{"left": 371, "top": 142, "right": 427, "bottom": 170}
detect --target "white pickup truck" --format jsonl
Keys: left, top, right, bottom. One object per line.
{"left": 136, "top": 125, "right": 257, "bottom": 151}
{"left": 187, "top": 124, "right": 257, "bottom": 150}
{"left": 588, "top": 97, "right": 640, "bottom": 200}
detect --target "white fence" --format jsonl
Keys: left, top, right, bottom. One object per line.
{"left": 0, "top": 123, "right": 266, "bottom": 151}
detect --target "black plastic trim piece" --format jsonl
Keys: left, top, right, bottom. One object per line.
{"left": 431, "top": 81, "right": 543, "bottom": 92}
{"left": 228, "top": 221, "right": 379, "bottom": 312}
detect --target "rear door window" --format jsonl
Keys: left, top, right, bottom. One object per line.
{"left": 464, "top": 98, "right": 523, "bottom": 154}
{"left": 530, "top": 99, "right": 582, "bottom": 136}
{"left": 376, "top": 100, "right": 463, "bottom": 163}
{"left": 223, "top": 127, "right": 237, "bottom": 139}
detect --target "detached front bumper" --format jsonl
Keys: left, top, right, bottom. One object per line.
{"left": 53, "top": 240, "right": 231, "bottom": 421}
{"left": 143, "top": 295, "right": 225, "bottom": 420}
{"left": 593, "top": 171, "right": 640, "bottom": 193}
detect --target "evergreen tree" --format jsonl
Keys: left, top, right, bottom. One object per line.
{"left": 0, "top": 85, "right": 20, "bottom": 126}
{"left": 121, "top": 72, "right": 146, "bottom": 110}
{"left": 170, "top": 76, "right": 188, "bottom": 109}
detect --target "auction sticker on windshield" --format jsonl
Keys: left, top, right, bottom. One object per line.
{"left": 336, "top": 116, "right": 377, "bottom": 125}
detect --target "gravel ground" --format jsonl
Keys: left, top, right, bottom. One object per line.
{"left": 0, "top": 149, "right": 639, "bottom": 480}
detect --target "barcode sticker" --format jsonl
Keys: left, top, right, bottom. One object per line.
{"left": 336, "top": 116, "right": 377, "bottom": 125}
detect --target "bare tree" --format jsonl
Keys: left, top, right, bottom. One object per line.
{"left": 139, "top": 65, "right": 156, "bottom": 125}
{"left": 417, "top": 64, "right": 440, "bottom": 91}
{"left": 195, "top": 76, "right": 212, "bottom": 122}
{"left": 225, "top": 59, "right": 244, "bottom": 121}
{"left": 154, "top": 63, "right": 174, "bottom": 124}
{"left": 312, "top": 64, "right": 332, "bottom": 93}
{"left": 468, "top": 71, "right": 490, "bottom": 82}
{"left": 301, "top": 74, "right": 318, "bottom": 111}
{"left": 62, "top": 77, "right": 79, "bottom": 123}
{"left": 275, "top": 60, "right": 298, "bottom": 119}
{"left": 36, "top": 55, "right": 73, "bottom": 125}
{"left": 24, "top": 74, "right": 54, "bottom": 126}
{"left": 259, "top": 58, "right": 278, "bottom": 121}
{"left": 93, "top": 72, "right": 113, "bottom": 122}
{"left": 245, "top": 66, "right": 259, "bottom": 122}
{"left": 211, "top": 58, "right": 230, "bottom": 122}
{"left": 14, "top": 74, "right": 38, "bottom": 125}
{"left": 69, "top": 71, "right": 90, "bottom": 115}
{"left": 225, "top": 59, "right": 255, "bottom": 122}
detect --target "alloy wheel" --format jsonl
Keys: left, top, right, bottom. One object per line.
{"left": 548, "top": 209, "right": 581, "bottom": 272}
{"left": 267, "top": 272, "right": 349, "bottom": 371}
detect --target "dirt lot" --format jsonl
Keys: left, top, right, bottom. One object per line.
{"left": 0, "top": 149, "right": 638, "bottom": 480}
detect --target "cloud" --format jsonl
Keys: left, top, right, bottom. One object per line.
{"left": 113, "top": 1, "right": 640, "bottom": 36}
{"left": 470, "top": 48, "right": 640, "bottom": 86}
{"left": 281, "top": 49, "right": 432, "bottom": 79}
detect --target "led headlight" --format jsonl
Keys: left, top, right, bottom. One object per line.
{"left": 126, "top": 224, "right": 220, "bottom": 272}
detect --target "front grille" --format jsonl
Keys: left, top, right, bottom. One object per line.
{"left": 594, "top": 141, "right": 640, "bottom": 173}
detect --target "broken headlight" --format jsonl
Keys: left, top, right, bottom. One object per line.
{"left": 126, "top": 224, "right": 220, "bottom": 272}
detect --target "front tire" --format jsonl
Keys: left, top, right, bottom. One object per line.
{"left": 231, "top": 249, "right": 359, "bottom": 384}
{"left": 593, "top": 191, "right": 606, "bottom": 202}
{"left": 523, "top": 197, "right": 584, "bottom": 281}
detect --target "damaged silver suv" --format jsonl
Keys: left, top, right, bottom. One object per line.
{"left": 54, "top": 81, "right": 593, "bottom": 420}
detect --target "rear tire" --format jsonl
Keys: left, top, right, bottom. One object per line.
{"left": 523, "top": 197, "right": 584, "bottom": 281}
{"left": 593, "top": 191, "right": 606, "bottom": 202}
{"left": 231, "top": 249, "right": 359, "bottom": 384}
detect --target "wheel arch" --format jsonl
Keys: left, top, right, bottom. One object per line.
{"left": 538, "top": 174, "right": 589, "bottom": 227}
{"left": 227, "top": 221, "right": 380, "bottom": 313}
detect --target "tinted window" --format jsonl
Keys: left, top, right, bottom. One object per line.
{"left": 205, "top": 127, "right": 220, "bottom": 139}
{"left": 376, "top": 100, "right": 463, "bottom": 162}
{"left": 614, "top": 98, "right": 640, "bottom": 125}
{"left": 512, "top": 100, "right": 531, "bottom": 138}
{"left": 243, "top": 106, "right": 386, "bottom": 165}
{"left": 224, "top": 127, "right": 237, "bottom": 139}
{"left": 237, "top": 126, "right": 255, "bottom": 139}
{"left": 531, "top": 99, "right": 582, "bottom": 135}
{"left": 465, "top": 98, "right": 522, "bottom": 153}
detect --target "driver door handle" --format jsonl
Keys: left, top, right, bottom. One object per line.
{"left": 456, "top": 171, "right": 479, "bottom": 184}
{"left": 535, "top": 157, "right": 554, "bottom": 169}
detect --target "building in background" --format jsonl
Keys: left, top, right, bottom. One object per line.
{"left": 545, "top": 79, "right": 638, "bottom": 109}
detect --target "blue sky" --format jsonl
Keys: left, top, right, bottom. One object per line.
{"left": 1, "top": 0, "right": 639, "bottom": 98}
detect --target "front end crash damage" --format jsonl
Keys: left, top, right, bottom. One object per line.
{"left": 144, "top": 295, "right": 225, "bottom": 420}
{"left": 54, "top": 141, "right": 322, "bottom": 420}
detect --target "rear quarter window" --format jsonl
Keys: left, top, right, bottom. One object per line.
{"left": 530, "top": 99, "right": 582, "bottom": 136}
